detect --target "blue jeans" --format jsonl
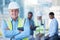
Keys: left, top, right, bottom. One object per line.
{"left": 45, "top": 34, "right": 58, "bottom": 40}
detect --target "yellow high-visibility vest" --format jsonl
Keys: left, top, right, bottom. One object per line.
{"left": 5, "top": 17, "right": 28, "bottom": 40}
{"left": 34, "top": 19, "right": 45, "bottom": 34}
{"left": 23, "top": 38, "right": 28, "bottom": 40}
{"left": 7, "top": 17, "right": 24, "bottom": 30}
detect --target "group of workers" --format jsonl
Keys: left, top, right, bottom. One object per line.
{"left": 1, "top": 1, "right": 58, "bottom": 40}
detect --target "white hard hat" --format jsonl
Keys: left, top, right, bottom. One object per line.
{"left": 37, "top": 13, "right": 42, "bottom": 16}
{"left": 8, "top": 2, "right": 19, "bottom": 9}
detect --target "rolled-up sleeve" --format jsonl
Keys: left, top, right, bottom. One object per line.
{"left": 1, "top": 20, "right": 14, "bottom": 38}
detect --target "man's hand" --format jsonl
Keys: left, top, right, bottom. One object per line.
{"left": 5, "top": 27, "right": 10, "bottom": 30}
{"left": 30, "top": 25, "right": 36, "bottom": 30}
{"left": 45, "top": 34, "right": 49, "bottom": 39}
{"left": 39, "top": 33, "right": 44, "bottom": 37}
{"left": 46, "top": 35, "right": 49, "bottom": 37}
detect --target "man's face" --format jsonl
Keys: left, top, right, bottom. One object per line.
{"left": 49, "top": 15, "right": 54, "bottom": 19}
{"left": 37, "top": 16, "right": 42, "bottom": 20}
{"left": 9, "top": 9, "right": 19, "bottom": 19}
{"left": 28, "top": 14, "right": 32, "bottom": 19}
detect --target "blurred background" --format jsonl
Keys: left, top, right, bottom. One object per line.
{"left": 0, "top": 0, "right": 60, "bottom": 40}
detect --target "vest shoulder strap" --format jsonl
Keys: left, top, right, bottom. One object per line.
{"left": 5, "top": 17, "right": 24, "bottom": 30}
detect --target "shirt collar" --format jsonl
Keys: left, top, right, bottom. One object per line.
{"left": 10, "top": 17, "right": 18, "bottom": 22}
{"left": 51, "top": 18, "right": 55, "bottom": 20}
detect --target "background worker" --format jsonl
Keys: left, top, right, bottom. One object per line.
{"left": 34, "top": 13, "right": 45, "bottom": 40}
{"left": 1, "top": 2, "right": 30, "bottom": 40}
{"left": 25, "top": 12, "right": 35, "bottom": 40}
{"left": 45, "top": 12, "right": 58, "bottom": 40}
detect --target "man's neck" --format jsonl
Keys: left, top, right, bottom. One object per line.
{"left": 13, "top": 17, "right": 18, "bottom": 21}
{"left": 28, "top": 18, "right": 31, "bottom": 20}
{"left": 51, "top": 17, "right": 55, "bottom": 20}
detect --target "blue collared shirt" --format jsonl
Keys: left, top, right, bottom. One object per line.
{"left": 49, "top": 18, "right": 58, "bottom": 37}
{"left": 1, "top": 17, "right": 30, "bottom": 40}
{"left": 27, "top": 18, "right": 35, "bottom": 35}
